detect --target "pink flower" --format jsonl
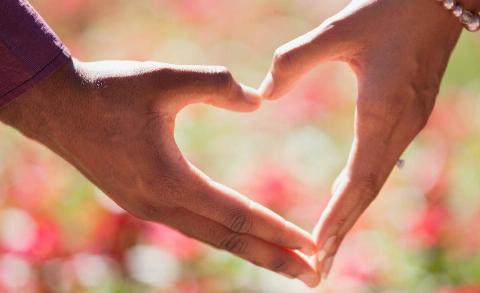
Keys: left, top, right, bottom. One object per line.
{"left": 0, "top": 212, "right": 61, "bottom": 262}
{"left": 247, "top": 168, "right": 295, "bottom": 210}
{"left": 27, "top": 217, "right": 61, "bottom": 262}
{"left": 340, "top": 257, "right": 378, "bottom": 283}
{"left": 410, "top": 147, "right": 450, "bottom": 201}
{"left": 241, "top": 164, "right": 310, "bottom": 214}
{"left": 409, "top": 204, "right": 450, "bottom": 248}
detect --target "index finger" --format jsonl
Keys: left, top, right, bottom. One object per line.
{"left": 185, "top": 167, "right": 317, "bottom": 255}
{"left": 313, "top": 93, "right": 425, "bottom": 279}
{"left": 313, "top": 136, "right": 402, "bottom": 279}
{"left": 259, "top": 18, "right": 351, "bottom": 100}
{"left": 162, "top": 208, "right": 320, "bottom": 287}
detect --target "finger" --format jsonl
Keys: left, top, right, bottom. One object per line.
{"left": 259, "top": 19, "right": 349, "bottom": 100}
{"left": 186, "top": 170, "right": 318, "bottom": 255}
{"left": 313, "top": 94, "right": 422, "bottom": 279}
{"left": 163, "top": 208, "right": 320, "bottom": 287}
{"left": 152, "top": 120, "right": 317, "bottom": 256}
{"left": 313, "top": 147, "right": 400, "bottom": 279}
{"left": 163, "top": 65, "right": 262, "bottom": 112}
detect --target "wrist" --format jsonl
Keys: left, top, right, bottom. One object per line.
{"left": 414, "top": 0, "right": 465, "bottom": 43}
{"left": 0, "top": 59, "right": 83, "bottom": 145}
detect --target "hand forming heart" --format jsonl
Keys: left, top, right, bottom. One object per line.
{"left": 0, "top": 60, "right": 321, "bottom": 286}
{"left": 1, "top": 0, "right": 479, "bottom": 289}
{"left": 259, "top": 0, "right": 477, "bottom": 282}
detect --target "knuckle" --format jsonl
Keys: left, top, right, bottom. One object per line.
{"left": 226, "top": 209, "right": 252, "bottom": 233}
{"left": 206, "top": 66, "right": 237, "bottom": 98}
{"left": 210, "top": 66, "right": 234, "bottom": 88}
{"left": 152, "top": 65, "right": 176, "bottom": 79}
{"left": 269, "top": 258, "right": 289, "bottom": 273}
{"left": 272, "top": 47, "right": 294, "bottom": 73}
{"left": 148, "top": 66, "right": 177, "bottom": 91}
{"left": 220, "top": 233, "right": 248, "bottom": 254}
{"left": 313, "top": 19, "right": 344, "bottom": 47}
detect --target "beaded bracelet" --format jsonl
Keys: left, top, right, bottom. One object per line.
{"left": 436, "top": 0, "right": 480, "bottom": 31}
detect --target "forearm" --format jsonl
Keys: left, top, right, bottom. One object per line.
{"left": 0, "top": 60, "right": 79, "bottom": 145}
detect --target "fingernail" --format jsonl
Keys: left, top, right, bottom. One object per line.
{"left": 317, "top": 249, "right": 326, "bottom": 263}
{"left": 298, "top": 272, "right": 319, "bottom": 288}
{"left": 317, "top": 236, "right": 337, "bottom": 262}
{"left": 259, "top": 72, "right": 274, "bottom": 98}
{"left": 321, "top": 256, "right": 334, "bottom": 281}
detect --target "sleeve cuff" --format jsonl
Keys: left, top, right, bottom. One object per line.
{"left": 0, "top": 0, "right": 72, "bottom": 109}
{"left": 0, "top": 51, "right": 71, "bottom": 108}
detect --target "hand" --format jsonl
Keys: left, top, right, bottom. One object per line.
{"left": 259, "top": 0, "right": 475, "bottom": 280}
{"left": 0, "top": 59, "right": 320, "bottom": 286}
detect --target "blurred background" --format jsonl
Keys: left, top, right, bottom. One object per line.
{"left": 1, "top": 0, "right": 480, "bottom": 292}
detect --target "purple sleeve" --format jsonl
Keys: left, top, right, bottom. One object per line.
{"left": 0, "top": 0, "right": 70, "bottom": 108}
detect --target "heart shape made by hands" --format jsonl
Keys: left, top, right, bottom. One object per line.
{"left": 174, "top": 0, "right": 460, "bottom": 286}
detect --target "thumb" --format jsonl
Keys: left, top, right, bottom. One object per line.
{"left": 167, "top": 65, "right": 262, "bottom": 113}
{"left": 259, "top": 20, "right": 349, "bottom": 100}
